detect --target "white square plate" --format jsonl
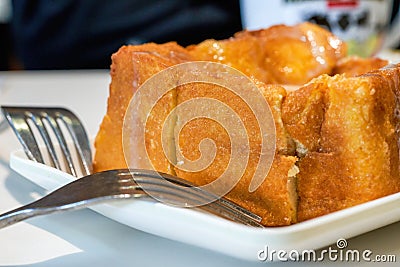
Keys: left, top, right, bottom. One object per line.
{"left": 9, "top": 148, "right": 400, "bottom": 262}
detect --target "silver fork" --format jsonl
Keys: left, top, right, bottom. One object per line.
{"left": 0, "top": 113, "right": 7, "bottom": 133}
{"left": 0, "top": 106, "right": 263, "bottom": 227}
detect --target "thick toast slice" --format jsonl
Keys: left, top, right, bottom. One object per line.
{"left": 93, "top": 46, "right": 300, "bottom": 226}
{"left": 282, "top": 65, "right": 400, "bottom": 221}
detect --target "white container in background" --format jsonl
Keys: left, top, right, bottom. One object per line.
{"left": 240, "top": 0, "right": 400, "bottom": 57}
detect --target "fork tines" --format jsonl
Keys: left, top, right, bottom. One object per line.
{"left": 1, "top": 106, "right": 92, "bottom": 177}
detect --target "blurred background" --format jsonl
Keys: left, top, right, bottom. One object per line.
{"left": 0, "top": 0, "right": 399, "bottom": 71}
{"left": 0, "top": 0, "right": 242, "bottom": 70}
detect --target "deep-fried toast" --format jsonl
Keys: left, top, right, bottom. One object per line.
{"left": 94, "top": 23, "right": 400, "bottom": 226}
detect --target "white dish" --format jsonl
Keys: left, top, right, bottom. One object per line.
{"left": 9, "top": 148, "right": 400, "bottom": 262}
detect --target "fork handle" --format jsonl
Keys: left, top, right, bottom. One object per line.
{"left": 0, "top": 201, "right": 91, "bottom": 228}
{"left": 0, "top": 204, "right": 52, "bottom": 228}
{"left": 0, "top": 193, "right": 137, "bottom": 229}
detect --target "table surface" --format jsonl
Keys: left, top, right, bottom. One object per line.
{"left": 0, "top": 70, "right": 399, "bottom": 267}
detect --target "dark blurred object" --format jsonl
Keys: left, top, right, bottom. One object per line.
{"left": 0, "top": 0, "right": 13, "bottom": 70}
{"left": 0, "top": 23, "right": 12, "bottom": 70}
{"left": 391, "top": 0, "right": 400, "bottom": 50}
{"left": 392, "top": 0, "right": 400, "bottom": 25}
{"left": 11, "top": 0, "right": 242, "bottom": 70}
